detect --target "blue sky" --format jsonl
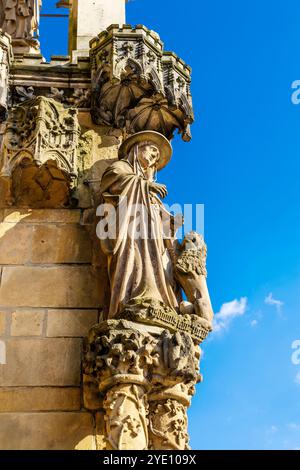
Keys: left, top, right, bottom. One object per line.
{"left": 40, "top": 0, "right": 300, "bottom": 450}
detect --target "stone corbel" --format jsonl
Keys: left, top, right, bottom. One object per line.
{"left": 83, "top": 319, "right": 203, "bottom": 450}
{"left": 90, "top": 25, "right": 194, "bottom": 141}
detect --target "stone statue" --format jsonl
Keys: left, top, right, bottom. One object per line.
{"left": 0, "top": 0, "right": 38, "bottom": 39}
{"left": 85, "top": 131, "right": 214, "bottom": 449}
{"left": 0, "top": 31, "right": 11, "bottom": 122}
{"left": 99, "top": 131, "right": 181, "bottom": 319}
{"left": 175, "top": 231, "right": 214, "bottom": 329}
{"left": 98, "top": 131, "right": 214, "bottom": 331}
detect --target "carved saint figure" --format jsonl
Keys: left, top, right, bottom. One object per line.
{"left": 0, "top": 0, "right": 37, "bottom": 39}
{"left": 99, "top": 131, "right": 180, "bottom": 319}
{"left": 0, "top": 46, "right": 8, "bottom": 118}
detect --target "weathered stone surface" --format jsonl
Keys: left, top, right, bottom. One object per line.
{"left": 2, "top": 209, "right": 81, "bottom": 224}
{"left": 83, "top": 374, "right": 103, "bottom": 411}
{"left": 0, "top": 266, "right": 101, "bottom": 308}
{"left": 2, "top": 97, "right": 79, "bottom": 182}
{"left": 11, "top": 310, "right": 44, "bottom": 337}
{"left": 0, "top": 387, "right": 81, "bottom": 412}
{"left": 175, "top": 232, "right": 213, "bottom": 329}
{"left": 11, "top": 161, "right": 71, "bottom": 209}
{"left": 95, "top": 411, "right": 106, "bottom": 450}
{"left": 0, "top": 0, "right": 41, "bottom": 43}
{"left": 47, "top": 309, "right": 98, "bottom": 337}
{"left": 0, "top": 223, "right": 92, "bottom": 265}
{"left": 0, "top": 338, "right": 82, "bottom": 386}
{"left": 0, "top": 311, "right": 6, "bottom": 336}
{"left": 84, "top": 320, "right": 201, "bottom": 450}
{"left": 0, "top": 223, "right": 32, "bottom": 265}
{"left": 0, "top": 412, "right": 95, "bottom": 450}
{"left": 31, "top": 225, "right": 92, "bottom": 264}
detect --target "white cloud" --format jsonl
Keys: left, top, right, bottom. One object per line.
{"left": 294, "top": 371, "right": 300, "bottom": 385}
{"left": 250, "top": 319, "right": 258, "bottom": 327}
{"left": 265, "top": 293, "right": 284, "bottom": 313}
{"left": 287, "top": 423, "right": 300, "bottom": 430}
{"left": 213, "top": 297, "right": 248, "bottom": 333}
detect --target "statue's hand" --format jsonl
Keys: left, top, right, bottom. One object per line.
{"left": 149, "top": 182, "right": 168, "bottom": 199}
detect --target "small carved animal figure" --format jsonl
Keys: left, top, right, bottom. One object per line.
{"left": 175, "top": 231, "right": 214, "bottom": 329}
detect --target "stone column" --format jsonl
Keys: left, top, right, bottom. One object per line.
{"left": 83, "top": 320, "right": 155, "bottom": 450}
{"left": 148, "top": 384, "right": 193, "bottom": 450}
{"left": 103, "top": 384, "right": 149, "bottom": 450}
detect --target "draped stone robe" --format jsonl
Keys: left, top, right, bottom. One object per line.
{"left": 99, "top": 148, "right": 180, "bottom": 319}
{"left": 0, "top": 0, "right": 34, "bottom": 39}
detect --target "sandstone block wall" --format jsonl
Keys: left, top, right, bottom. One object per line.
{"left": 0, "top": 208, "right": 104, "bottom": 450}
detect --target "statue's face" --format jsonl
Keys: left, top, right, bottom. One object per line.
{"left": 137, "top": 143, "right": 160, "bottom": 170}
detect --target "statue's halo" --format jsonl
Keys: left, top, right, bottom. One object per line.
{"left": 118, "top": 131, "right": 173, "bottom": 170}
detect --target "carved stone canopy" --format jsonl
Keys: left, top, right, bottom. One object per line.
{"left": 1, "top": 96, "right": 80, "bottom": 178}
{"left": 90, "top": 25, "right": 194, "bottom": 142}
{"left": 0, "top": 96, "right": 81, "bottom": 207}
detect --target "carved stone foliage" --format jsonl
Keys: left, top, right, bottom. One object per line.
{"left": 47, "top": 87, "right": 91, "bottom": 108}
{"left": 0, "top": 96, "right": 81, "bottom": 207}
{"left": 148, "top": 399, "right": 190, "bottom": 450}
{"left": 84, "top": 321, "right": 158, "bottom": 391}
{"left": 90, "top": 25, "right": 194, "bottom": 141}
{"left": 0, "top": 30, "right": 12, "bottom": 122}
{"left": 104, "top": 384, "right": 149, "bottom": 450}
{"left": 83, "top": 319, "right": 202, "bottom": 450}
{"left": 1, "top": 96, "right": 80, "bottom": 178}
{"left": 10, "top": 86, "right": 92, "bottom": 109}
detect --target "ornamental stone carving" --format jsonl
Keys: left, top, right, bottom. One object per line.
{"left": 0, "top": 29, "right": 12, "bottom": 122}
{"left": 1, "top": 96, "right": 80, "bottom": 177}
{"left": 90, "top": 25, "right": 194, "bottom": 141}
{"left": 83, "top": 319, "right": 202, "bottom": 450}
{"left": 103, "top": 384, "right": 149, "bottom": 450}
{"left": 148, "top": 399, "right": 190, "bottom": 450}
{"left": 0, "top": 96, "right": 81, "bottom": 206}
